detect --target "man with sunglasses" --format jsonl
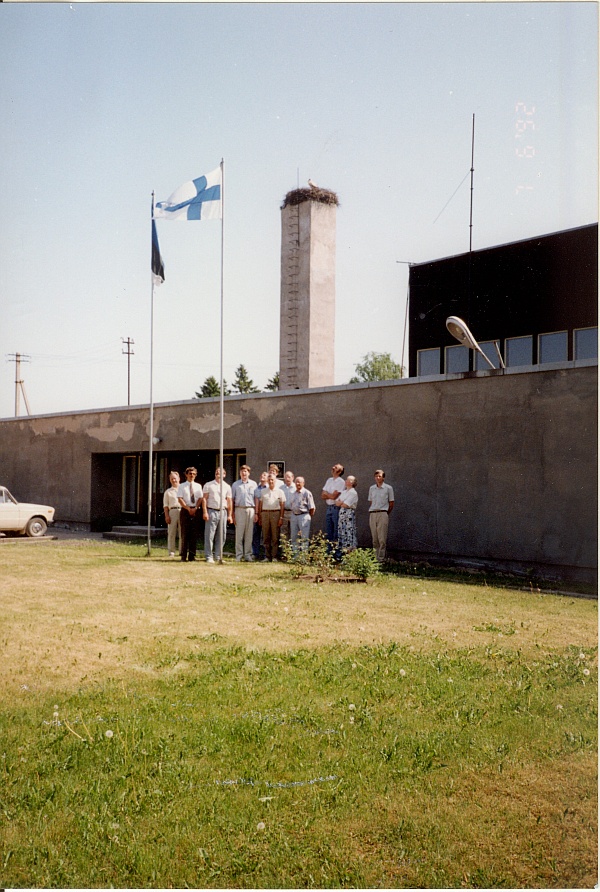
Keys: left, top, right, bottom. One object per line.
{"left": 177, "top": 467, "right": 203, "bottom": 562}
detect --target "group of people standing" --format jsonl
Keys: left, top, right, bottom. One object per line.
{"left": 321, "top": 463, "right": 395, "bottom": 561}
{"left": 163, "top": 461, "right": 394, "bottom": 563}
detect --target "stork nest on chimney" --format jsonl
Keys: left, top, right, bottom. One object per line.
{"left": 281, "top": 187, "right": 340, "bottom": 209}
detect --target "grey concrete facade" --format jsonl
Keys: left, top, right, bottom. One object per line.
{"left": 279, "top": 198, "right": 336, "bottom": 389}
{"left": 0, "top": 363, "right": 596, "bottom": 583}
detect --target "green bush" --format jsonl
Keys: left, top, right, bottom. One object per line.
{"left": 282, "top": 536, "right": 379, "bottom": 581}
{"left": 282, "top": 531, "right": 337, "bottom": 579}
{"left": 341, "top": 548, "right": 380, "bottom": 579}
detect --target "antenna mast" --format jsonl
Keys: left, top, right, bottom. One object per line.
{"left": 469, "top": 113, "right": 475, "bottom": 252}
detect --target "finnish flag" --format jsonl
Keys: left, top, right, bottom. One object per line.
{"left": 154, "top": 167, "right": 222, "bottom": 221}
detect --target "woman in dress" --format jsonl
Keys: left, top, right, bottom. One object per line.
{"left": 336, "top": 476, "right": 358, "bottom": 553}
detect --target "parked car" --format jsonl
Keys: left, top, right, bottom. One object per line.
{"left": 0, "top": 486, "right": 55, "bottom": 537}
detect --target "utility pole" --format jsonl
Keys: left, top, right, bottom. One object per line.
{"left": 7, "top": 353, "right": 31, "bottom": 417}
{"left": 121, "top": 337, "right": 134, "bottom": 406}
{"left": 469, "top": 113, "right": 475, "bottom": 253}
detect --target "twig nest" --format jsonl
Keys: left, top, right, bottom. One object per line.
{"left": 282, "top": 187, "right": 340, "bottom": 209}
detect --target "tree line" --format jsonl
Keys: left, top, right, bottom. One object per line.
{"left": 194, "top": 352, "right": 403, "bottom": 399}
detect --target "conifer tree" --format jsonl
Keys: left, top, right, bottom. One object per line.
{"left": 231, "top": 364, "right": 259, "bottom": 394}
{"left": 264, "top": 371, "right": 280, "bottom": 391}
{"left": 195, "top": 376, "right": 230, "bottom": 399}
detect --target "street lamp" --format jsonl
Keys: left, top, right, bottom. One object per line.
{"left": 446, "top": 316, "right": 505, "bottom": 370}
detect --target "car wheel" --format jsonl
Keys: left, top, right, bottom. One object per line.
{"left": 26, "top": 517, "right": 47, "bottom": 538}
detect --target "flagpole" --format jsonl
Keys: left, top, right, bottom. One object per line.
{"left": 147, "top": 193, "right": 156, "bottom": 557}
{"left": 218, "top": 159, "right": 225, "bottom": 564}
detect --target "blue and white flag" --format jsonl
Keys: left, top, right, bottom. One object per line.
{"left": 151, "top": 217, "right": 165, "bottom": 286}
{"left": 154, "top": 167, "right": 222, "bottom": 221}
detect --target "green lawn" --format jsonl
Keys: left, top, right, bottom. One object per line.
{"left": 0, "top": 539, "right": 596, "bottom": 888}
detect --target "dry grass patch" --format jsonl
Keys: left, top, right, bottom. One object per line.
{"left": 1, "top": 540, "right": 596, "bottom": 695}
{"left": 354, "top": 751, "right": 597, "bottom": 888}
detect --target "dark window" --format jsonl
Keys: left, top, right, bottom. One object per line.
{"left": 475, "top": 341, "right": 503, "bottom": 370}
{"left": 505, "top": 336, "right": 533, "bottom": 367}
{"left": 539, "top": 331, "right": 568, "bottom": 364}
{"left": 417, "top": 348, "right": 441, "bottom": 376}
{"left": 574, "top": 327, "right": 598, "bottom": 360}
{"left": 445, "top": 345, "right": 469, "bottom": 374}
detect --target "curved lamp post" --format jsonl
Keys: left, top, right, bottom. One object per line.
{"left": 446, "top": 316, "right": 505, "bottom": 370}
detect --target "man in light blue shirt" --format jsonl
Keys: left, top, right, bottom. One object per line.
{"left": 290, "top": 476, "right": 316, "bottom": 553}
{"left": 368, "top": 469, "right": 395, "bottom": 562}
{"left": 280, "top": 470, "right": 296, "bottom": 550}
{"left": 231, "top": 464, "right": 258, "bottom": 562}
{"left": 252, "top": 471, "right": 269, "bottom": 560}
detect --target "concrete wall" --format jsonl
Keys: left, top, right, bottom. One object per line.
{"left": 0, "top": 362, "right": 596, "bottom": 582}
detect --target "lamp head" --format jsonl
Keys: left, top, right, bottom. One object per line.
{"left": 446, "top": 316, "right": 480, "bottom": 350}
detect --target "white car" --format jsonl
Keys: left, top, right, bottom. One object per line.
{"left": 0, "top": 486, "right": 55, "bottom": 537}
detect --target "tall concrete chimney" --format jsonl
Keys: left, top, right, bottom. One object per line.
{"left": 279, "top": 186, "right": 338, "bottom": 390}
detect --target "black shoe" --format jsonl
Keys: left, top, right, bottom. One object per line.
{"left": 181, "top": 556, "right": 187, "bottom": 562}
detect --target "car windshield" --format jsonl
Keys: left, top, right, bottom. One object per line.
{"left": 0, "top": 488, "right": 18, "bottom": 505}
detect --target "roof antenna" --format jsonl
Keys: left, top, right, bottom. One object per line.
{"left": 469, "top": 113, "right": 475, "bottom": 252}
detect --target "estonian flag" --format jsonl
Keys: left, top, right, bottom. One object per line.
{"left": 151, "top": 217, "right": 165, "bottom": 286}
{"left": 153, "top": 167, "right": 222, "bottom": 221}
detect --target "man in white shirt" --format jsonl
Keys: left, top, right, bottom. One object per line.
{"left": 202, "top": 467, "right": 233, "bottom": 563}
{"left": 231, "top": 464, "right": 258, "bottom": 562}
{"left": 163, "top": 470, "right": 181, "bottom": 557}
{"left": 177, "top": 467, "right": 204, "bottom": 562}
{"left": 268, "top": 463, "right": 285, "bottom": 489}
{"left": 368, "top": 469, "right": 395, "bottom": 562}
{"left": 257, "top": 473, "right": 286, "bottom": 561}
{"left": 320, "top": 462, "right": 345, "bottom": 556}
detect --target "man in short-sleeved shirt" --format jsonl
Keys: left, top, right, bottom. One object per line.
{"left": 268, "top": 463, "right": 285, "bottom": 489}
{"left": 231, "top": 465, "right": 257, "bottom": 562}
{"left": 368, "top": 469, "right": 394, "bottom": 562}
{"left": 202, "top": 468, "right": 233, "bottom": 562}
{"left": 258, "top": 473, "right": 286, "bottom": 561}
{"left": 320, "top": 463, "right": 345, "bottom": 555}
{"left": 290, "top": 476, "right": 315, "bottom": 553}
{"left": 280, "top": 470, "right": 296, "bottom": 548}
{"left": 252, "top": 471, "right": 269, "bottom": 560}
{"left": 163, "top": 470, "right": 181, "bottom": 557}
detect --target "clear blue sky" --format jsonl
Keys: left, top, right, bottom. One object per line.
{"left": 0, "top": 2, "right": 597, "bottom": 417}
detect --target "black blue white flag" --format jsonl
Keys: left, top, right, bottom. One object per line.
{"left": 153, "top": 167, "right": 222, "bottom": 221}
{"left": 151, "top": 217, "right": 165, "bottom": 286}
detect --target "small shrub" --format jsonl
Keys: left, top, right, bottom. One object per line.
{"left": 282, "top": 531, "right": 337, "bottom": 580}
{"left": 341, "top": 548, "right": 380, "bottom": 580}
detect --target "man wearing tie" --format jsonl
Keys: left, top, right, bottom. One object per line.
{"left": 177, "top": 467, "right": 203, "bottom": 562}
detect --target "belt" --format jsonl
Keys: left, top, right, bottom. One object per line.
{"left": 293, "top": 511, "right": 308, "bottom": 516}
{"left": 370, "top": 510, "right": 388, "bottom": 513}
{"left": 235, "top": 505, "right": 254, "bottom": 509}
{"left": 208, "top": 506, "right": 226, "bottom": 511}
{"left": 263, "top": 509, "right": 281, "bottom": 512}
{"left": 167, "top": 506, "right": 181, "bottom": 510}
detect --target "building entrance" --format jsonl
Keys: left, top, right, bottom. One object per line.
{"left": 90, "top": 449, "right": 246, "bottom": 532}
